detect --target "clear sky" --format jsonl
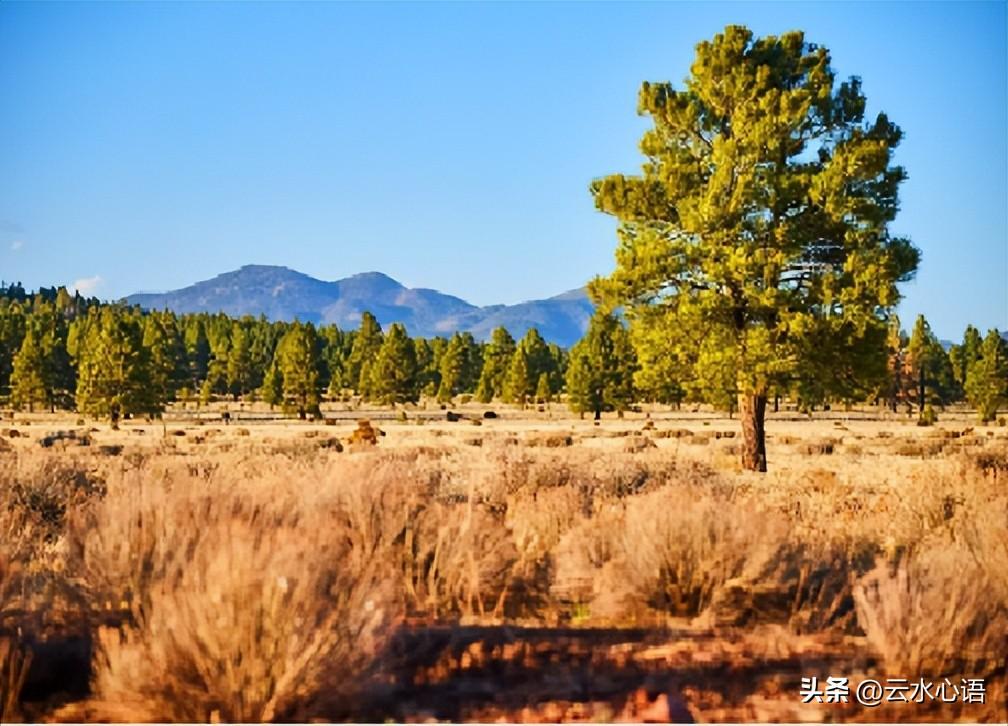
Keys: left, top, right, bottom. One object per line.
{"left": 1, "top": 1, "right": 1005, "bottom": 340}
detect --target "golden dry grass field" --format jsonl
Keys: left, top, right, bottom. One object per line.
{"left": 0, "top": 403, "right": 1006, "bottom": 723}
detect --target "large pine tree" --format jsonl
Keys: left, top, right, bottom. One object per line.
{"left": 590, "top": 26, "right": 919, "bottom": 470}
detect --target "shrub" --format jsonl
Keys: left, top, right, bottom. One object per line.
{"left": 917, "top": 404, "right": 938, "bottom": 426}
{"left": 79, "top": 463, "right": 400, "bottom": 722}
{"left": 853, "top": 541, "right": 1007, "bottom": 678}
{"left": 618, "top": 489, "right": 783, "bottom": 617}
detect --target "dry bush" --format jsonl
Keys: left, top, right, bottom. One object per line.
{"left": 550, "top": 504, "right": 627, "bottom": 616}
{"left": 853, "top": 540, "right": 1007, "bottom": 679}
{"left": 616, "top": 487, "right": 784, "bottom": 617}
{"left": 505, "top": 485, "right": 585, "bottom": 615}
{"left": 759, "top": 539, "right": 875, "bottom": 633}
{"left": 400, "top": 498, "right": 518, "bottom": 618}
{"left": 72, "top": 458, "right": 400, "bottom": 722}
{"left": 0, "top": 457, "right": 105, "bottom": 553}
{"left": 801, "top": 439, "right": 836, "bottom": 455}
{"left": 0, "top": 634, "right": 32, "bottom": 723}
{"left": 0, "top": 554, "right": 32, "bottom": 723}
{"left": 507, "top": 486, "right": 583, "bottom": 564}
{"left": 4, "top": 426, "right": 1007, "bottom": 721}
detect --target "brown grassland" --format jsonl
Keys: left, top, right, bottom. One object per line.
{"left": 0, "top": 404, "right": 1006, "bottom": 723}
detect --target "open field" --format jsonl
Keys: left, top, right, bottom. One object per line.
{"left": 1, "top": 406, "right": 1006, "bottom": 723}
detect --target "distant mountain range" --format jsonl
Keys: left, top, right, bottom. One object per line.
{"left": 125, "top": 265, "right": 595, "bottom": 346}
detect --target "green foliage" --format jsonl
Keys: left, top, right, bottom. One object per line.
{"left": 437, "top": 332, "right": 480, "bottom": 401}
{"left": 368, "top": 323, "right": 418, "bottom": 404}
{"left": 475, "top": 327, "right": 516, "bottom": 403}
{"left": 259, "top": 362, "right": 283, "bottom": 409}
{"left": 413, "top": 337, "right": 440, "bottom": 398}
{"left": 10, "top": 325, "right": 48, "bottom": 411}
{"left": 276, "top": 322, "right": 321, "bottom": 419}
{"left": 183, "top": 318, "right": 211, "bottom": 389}
{"left": 0, "top": 299, "right": 27, "bottom": 397}
{"left": 318, "top": 324, "right": 346, "bottom": 395}
{"left": 589, "top": 25, "right": 918, "bottom": 468}
{"left": 73, "top": 307, "right": 158, "bottom": 420}
{"left": 964, "top": 330, "right": 1008, "bottom": 422}
{"left": 9, "top": 302, "right": 74, "bottom": 412}
{"left": 502, "top": 347, "right": 531, "bottom": 405}
{"left": 348, "top": 312, "right": 383, "bottom": 396}
{"left": 534, "top": 372, "right": 551, "bottom": 404}
{"left": 949, "top": 325, "right": 982, "bottom": 388}
{"left": 226, "top": 322, "right": 254, "bottom": 399}
{"left": 144, "top": 312, "right": 187, "bottom": 409}
{"left": 907, "top": 315, "right": 958, "bottom": 407}
{"left": 565, "top": 311, "right": 637, "bottom": 416}
{"left": 917, "top": 404, "right": 937, "bottom": 426}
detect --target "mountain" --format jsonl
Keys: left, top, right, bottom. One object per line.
{"left": 126, "top": 265, "right": 594, "bottom": 346}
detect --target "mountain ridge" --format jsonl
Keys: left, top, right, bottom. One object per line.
{"left": 125, "top": 265, "right": 594, "bottom": 346}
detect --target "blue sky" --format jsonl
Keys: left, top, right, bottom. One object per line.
{"left": 0, "top": 1, "right": 1004, "bottom": 340}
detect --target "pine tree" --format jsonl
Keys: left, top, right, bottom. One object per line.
{"left": 565, "top": 349, "right": 596, "bottom": 419}
{"left": 259, "top": 362, "right": 283, "bottom": 409}
{"left": 143, "top": 312, "right": 187, "bottom": 411}
{"left": 884, "top": 316, "right": 912, "bottom": 413}
{"left": 276, "top": 322, "right": 321, "bottom": 419}
{"left": 437, "top": 333, "right": 468, "bottom": 402}
{"left": 204, "top": 315, "right": 232, "bottom": 396}
{"left": 184, "top": 317, "right": 211, "bottom": 390}
{"left": 964, "top": 329, "right": 1008, "bottom": 422}
{"left": 546, "top": 342, "right": 567, "bottom": 395}
{"left": 590, "top": 26, "right": 919, "bottom": 470}
{"left": 226, "top": 322, "right": 254, "bottom": 399}
{"left": 74, "top": 307, "right": 155, "bottom": 422}
{"left": 10, "top": 325, "right": 48, "bottom": 412}
{"left": 318, "top": 324, "right": 346, "bottom": 397}
{"left": 348, "top": 312, "right": 383, "bottom": 396}
{"left": 414, "top": 338, "right": 440, "bottom": 399}
{"left": 249, "top": 317, "right": 282, "bottom": 392}
{"left": 502, "top": 348, "right": 531, "bottom": 405}
{"left": 458, "top": 332, "right": 483, "bottom": 393}
{"left": 0, "top": 301, "right": 27, "bottom": 398}
{"left": 368, "top": 323, "right": 418, "bottom": 404}
{"left": 518, "top": 328, "right": 551, "bottom": 389}
{"left": 907, "top": 315, "right": 957, "bottom": 409}
{"left": 475, "top": 327, "right": 516, "bottom": 403}
{"left": 949, "top": 325, "right": 983, "bottom": 389}
{"left": 564, "top": 311, "right": 637, "bottom": 419}
{"left": 534, "top": 372, "right": 551, "bottom": 405}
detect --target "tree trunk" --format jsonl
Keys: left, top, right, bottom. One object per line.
{"left": 738, "top": 393, "right": 767, "bottom": 472}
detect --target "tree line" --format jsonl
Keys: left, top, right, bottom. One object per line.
{"left": 0, "top": 281, "right": 1003, "bottom": 424}
{"left": 0, "top": 282, "right": 570, "bottom": 420}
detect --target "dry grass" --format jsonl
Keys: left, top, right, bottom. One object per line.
{"left": 0, "top": 412, "right": 1005, "bottom": 721}
{"left": 853, "top": 541, "right": 1006, "bottom": 679}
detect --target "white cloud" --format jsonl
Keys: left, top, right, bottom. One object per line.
{"left": 70, "top": 275, "right": 104, "bottom": 296}
{"left": 10, "top": 239, "right": 23, "bottom": 251}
